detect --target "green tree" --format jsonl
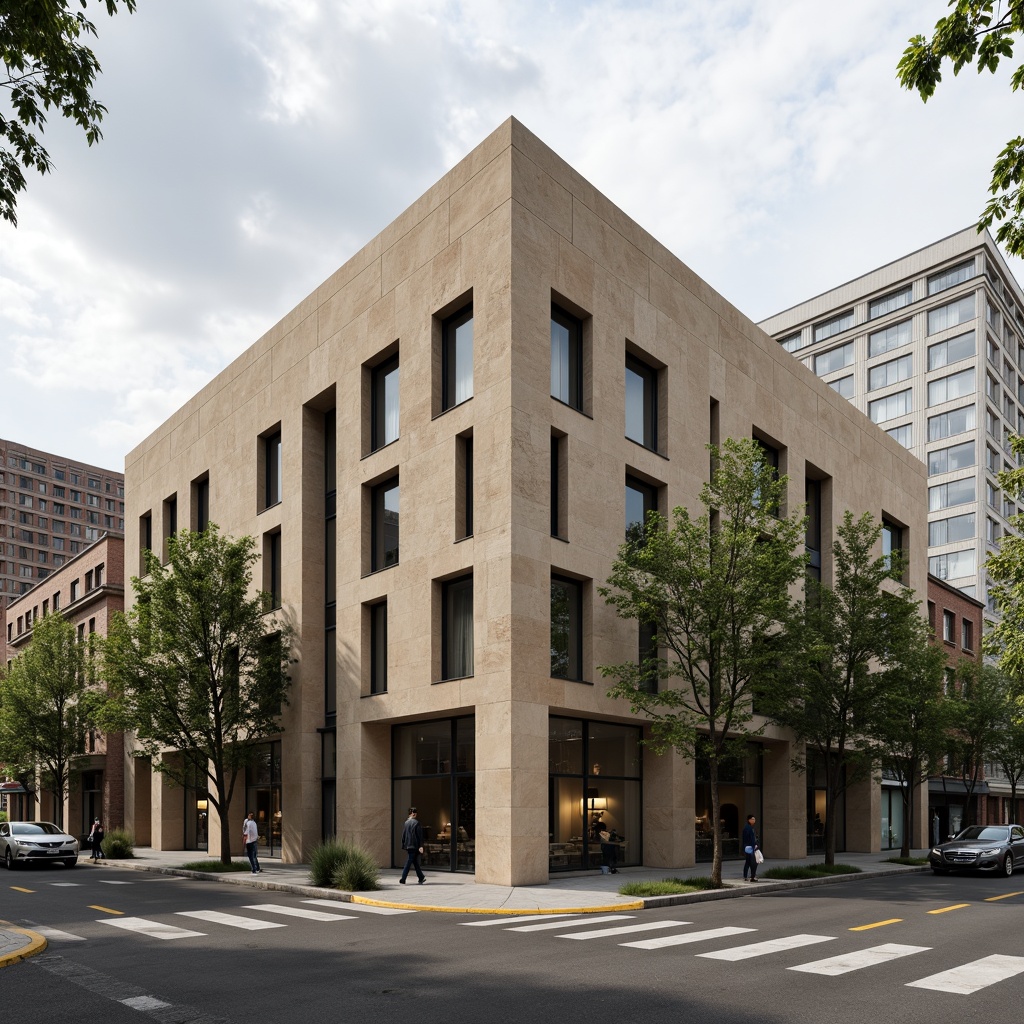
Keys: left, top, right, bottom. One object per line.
{"left": 898, "top": 1, "right": 1024, "bottom": 255}
{"left": 869, "top": 618, "right": 950, "bottom": 858}
{"left": 600, "top": 437, "right": 807, "bottom": 887}
{"left": 761, "top": 512, "right": 921, "bottom": 864}
{"left": 987, "top": 433, "right": 1024, "bottom": 676}
{"left": 0, "top": 612, "right": 96, "bottom": 828}
{"left": 1, "top": 0, "right": 137, "bottom": 226}
{"left": 990, "top": 692, "right": 1024, "bottom": 820}
{"left": 101, "top": 526, "right": 293, "bottom": 865}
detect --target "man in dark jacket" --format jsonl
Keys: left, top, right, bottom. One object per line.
{"left": 399, "top": 807, "right": 426, "bottom": 884}
{"left": 742, "top": 814, "right": 759, "bottom": 882}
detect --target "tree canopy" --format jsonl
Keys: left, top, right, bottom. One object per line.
{"left": 101, "top": 525, "right": 293, "bottom": 863}
{"left": 1, "top": 0, "right": 137, "bottom": 226}
{"left": 898, "top": 1, "right": 1024, "bottom": 255}
{"left": 0, "top": 611, "right": 96, "bottom": 828}
{"left": 600, "top": 436, "right": 807, "bottom": 886}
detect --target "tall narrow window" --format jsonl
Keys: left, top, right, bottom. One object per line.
{"left": 372, "top": 355, "right": 400, "bottom": 451}
{"left": 324, "top": 409, "right": 337, "bottom": 721}
{"left": 550, "top": 574, "right": 583, "bottom": 681}
{"left": 881, "top": 517, "right": 903, "bottom": 575}
{"left": 625, "top": 355, "right": 657, "bottom": 449}
{"left": 457, "top": 432, "right": 474, "bottom": 539}
{"left": 551, "top": 304, "right": 582, "bottom": 410}
{"left": 139, "top": 511, "right": 152, "bottom": 575}
{"left": 442, "top": 304, "right": 474, "bottom": 410}
{"left": 162, "top": 495, "right": 177, "bottom": 563}
{"left": 372, "top": 477, "right": 400, "bottom": 571}
{"left": 625, "top": 475, "right": 657, "bottom": 541}
{"left": 264, "top": 530, "right": 282, "bottom": 610}
{"left": 805, "top": 478, "right": 822, "bottom": 582}
{"left": 638, "top": 620, "right": 658, "bottom": 694}
{"left": 264, "top": 430, "right": 282, "bottom": 508}
{"left": 551, "top": 432, "right": 567, "bottom": 539}
{"left": 370, "top": 601, "right": 388, "bottom": 694}
{"left": 442, "top": 574, "right": 474, "bottom": 679}
{"left": 192, "top": 475, "right": 210, "bottom": 533}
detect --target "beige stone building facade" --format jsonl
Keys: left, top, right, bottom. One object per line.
{"left": 124, "top": 119, "right": 928, "bottom": 884}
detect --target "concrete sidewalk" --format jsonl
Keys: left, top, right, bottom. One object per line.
{"left": 0, "top": 847, "right": 931, "bottom": 965}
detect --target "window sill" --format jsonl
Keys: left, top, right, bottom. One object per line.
{"left": 432, "top": 396, "right": 473, "bottom": 421}
{"left": 361, "top": 563, "right": 398, "bottom": 579}
{"left": 258, "top": 499, "right": 283, "bottom": 515}
{"left": 455, "top": 533, "right": 473, "bottom": 544}
{"left": 361, "top": 690, "right": 388, "bottom": 698}
{"left": 625, "top": 437, "right": 669, "bottom": 461}
{"left": 551, "top": 396, "right": 593, "bottom": 420}
{"left": 551, "top": 677, "right": 593, "bottom": 685}
{"left": 362, "top": 439, "right": 399, "bottom": 461}
{"left": 434, "top": 674, "right": 474, "bottom": 684}
{"left": 551, "top": 534, "right": 569, "bottom": 543}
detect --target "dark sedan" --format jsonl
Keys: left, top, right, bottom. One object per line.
{"left": 930, "top": 824, "right": 1024, "bottom": 876}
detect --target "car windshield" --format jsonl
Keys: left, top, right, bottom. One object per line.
{"left": 954, "top": 826, "right": 1009, "bottom": 842}
{"left": 11, "top": 822, "right": 63, "bottom": 836}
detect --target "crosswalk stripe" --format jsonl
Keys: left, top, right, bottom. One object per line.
{"left": 241, "top": 903, "right": 356, "bottom": 921}
{"left": 32, "top": 925, "right": 86, "bottom": 942}
{"left": 99, "top": 880, "right": 133, "bottom": 885}
{"left": 177, "top": 910, "right": 286, "bottom": 931}
{"left": 789, "top": 943, "right": 930, "bottom": 976}
{"left": 622, "top": 926, "right": 755, "bottom": 950}
{"left": 559, "top": 921, "right": 692, "bottom": 941}
{"left": 698, "top": 934, "right": 837, "bottom": 961}
{"left": 49, "top": 882, "right": 81, "bottom": 887}
{"left": 506, "top": 915, "right": 631, "bottom": 932}
{"left": 906, "top": 954, "right": 1024, "bottom": 994}
{"left": 463, "top": 914, "right": 582, "bottom": 927}
{"left": 99, "top": 917, "right": 206, "bottom": 940}
{"left": 304, "top": 899, "right": 416, "bottom": 915}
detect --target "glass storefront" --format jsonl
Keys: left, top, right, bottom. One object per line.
{"left": 881, "top": 782, "right": 905, "bottom": 850}
{"left": 246, "top": 740, "right": 282, "bottom": 857}
{"left": 548, "top": 717, "right": 642, "bottom": 872}
{"left": 806, "top": 753, "right": 845, "bottom": 854}
{"left": 183, "top": 760, "right": 208, "bottom": 851}
{"left": 392, "top": 717, "right": 475, "bottom": 872}
{"left": 695, "top": 744, "right": 762, "bottom": 861}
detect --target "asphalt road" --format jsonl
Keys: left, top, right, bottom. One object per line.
{"left": 3, "top": 863, "right": 1022, "bottom": 1023}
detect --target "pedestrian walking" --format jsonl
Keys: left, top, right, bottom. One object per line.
{"left": 742, "top": 813, "right": 760, "bottom": 882}
{"left": 243, "top": 812, "right": 261, "bottom": 874}
{"left": 398, "top": 807, "right": 426, "bottom": 884}
{"left": 88, "top": 818, "right": 105, "bottom": 861}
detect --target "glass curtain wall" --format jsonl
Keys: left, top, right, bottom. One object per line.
{"left": 392, "top": 718, "right": 475, "bottom": 872}
{"left": 694, "top": 744, "right": 762, "bottom": 861}
{"left": 548, "top": 717, "right": 642, "bottom": 872}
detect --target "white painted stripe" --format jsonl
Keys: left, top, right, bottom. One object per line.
{"left": 303, "top": 899, "right": 415, "bottom": 915}
{"left": 559, "top": 921, "right": 692, "bottom": 940}
{"left": 98, "top": 880, "right": 132, "bottom": 885}
{"left": 98, "top": 917, "right": 205, "bottom": 940}
{"left": 789, "top": 943, "right": 930, "bottom": 976}
{"left": 121, "top": 996, "right": 172, "bottom": 1011}
{"left": 49, "top": 882, "right": 81, "bottom": 887}
{"left": 241, "top": 904, "right": 356, "bottom": 922}
{"left": 32, "top": 925, "right": 86, "bottom": 942}
{"left": 622, "top": 926, "right": 755, "bottom": 950}
{"left": 463, "top": 914, "right": 582, "bottom": 927}
{"left": 507, "top": 915, "right": 632, "bottom": 932}
{"left": 698, "top": 934, "right": 837, "bottom": 961}
{"left": 906, "top": 954, "right": 1024, "bottom": 994}
{"left": 177, "top": 910, "right": 286, "bottom": 931}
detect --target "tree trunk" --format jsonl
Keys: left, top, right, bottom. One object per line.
{"left": 899, "top": 776, "right": 913, "bottom": 860}
{"left": 709, "top": 756, "right": 722, "bottom": 888}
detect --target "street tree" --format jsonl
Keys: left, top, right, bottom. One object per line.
{"left": 761, "top": 511, "right": 921, "bottom": 864}
{"left": 1, "top": 0, "right": 137, "bottom": 226}
{"left": 869, "top": 617, "right": 950, "bottom": 858}
{"left": 600, "top": 437, "right": 807, "bottom": 887}
{"left": 0, "top": 612, "right": 96, "bottom": 828}
{"left": 101, "top": 526, "right": 293, "bottom": 865}
{"left": 987, "top": 433, "right": 1024, "bottom": 676}
{"left": 898, "top": 1, "right": 1024, "bottom": 255}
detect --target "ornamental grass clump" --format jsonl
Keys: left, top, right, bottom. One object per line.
{"left": 101, "top": 829, "right": 135, "bottom": 859}
{"left": 309, "top": 839, "right": 380, "bottom": 891}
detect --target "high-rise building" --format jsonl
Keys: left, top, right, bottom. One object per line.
{"left": 123, "top": 119, "right": 928, "bottom": 883}
{"left": 760, "top": 228, "right": 1024, "bottom": 617}
{"left": 0, "top": 439, "right": 125, "bottom": 608}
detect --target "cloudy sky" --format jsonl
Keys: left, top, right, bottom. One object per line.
{"left": 1, "top": 0, "right": 1020, "bottom": 472}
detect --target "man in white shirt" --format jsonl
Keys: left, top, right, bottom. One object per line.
{"left": 243, "top": 812, "right": 261, "bottom": 874}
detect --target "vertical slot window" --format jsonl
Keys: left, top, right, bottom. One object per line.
{"left": 372, "top": 355, "right": 400, "bottom": 451}
{"left": 442, "top": 305, "right": 474, "bottom": 411}
{"left": 550, "top": 574, "right": 583, "bottom": 681}
{"left": 457, "top": 432, "right": 474, "bottom": 540}
{"left": 370, "top": 601, "right": 388, "bottom": 694}
{"left": 551, "top": 305, "right": 583, "bottom": 410}
{"left": 625, "top": 355, "right": 658, "bottom": 450}
{"left": 551, "top": 432, "right": 567, "bottom": 539}
{"left": 264, "top": 530, "right": 282, "bottom": 610}
{"left": 625, "top": 475, "right": 657, "bottom": 541}
{"left": 372, "top": 477, "right": 400, "bottom": 571}
{"left": 442, "top": 575, "right": 474, "bottom": 680}
{"left": 264, "top": 430, "right": 282, "bottom": 508}
{"left": 162, "top": 495, "right": 177, "bottom": 563}
{"left": 192, "top": 475, "right": 210, "bottom": 533}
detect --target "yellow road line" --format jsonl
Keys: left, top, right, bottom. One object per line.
{"left": 928, "top": 903, "right": 970, "bottom": 914}
{"left": 984, "top": 891, "right": 1024, "bottom": 902}
{"left": 9, "top": 887, "right": 33, "bottom": 894}
{"left": 88, "top": 905, "right": 123, "bottom": 915}
{"left": 849, "top": 918, "right": 902, "bottom": 931}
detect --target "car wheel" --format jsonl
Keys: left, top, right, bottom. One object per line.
{"left": 64, "top": 858, "right": 77, "bottom": 869}
{"left": 5, "top": 848, "right": 15, "bottom": 870}
{"left": 1003, "top": 854, "right": 1014, "bottom": 877}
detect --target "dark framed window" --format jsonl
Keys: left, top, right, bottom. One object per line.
{"left": 752, "top": 438, "right": 781, "bottom": 514}
{"left": 371, "top": 477, "right": 400, "bottom": 571}
{"left": 806, "top": 478, "right": 822, "bottom": 582}
{"left": 550, "top": 574, "right": 583, "bottom": 681}
{"left": 442, "top": 304, "right": 474, "bottom": 411}
{"left": 264, "top": 431, "right": 282, "bottom": 508}
{"left": 372, "top": 355, "right": 400, "bottom": 451}
{"left": 442, "top": 574, "right": 474, "bottom": 679}
{"left": 324, "top": 410, "right": 337, "bottom": 722}
{"left": 264, "top": 530, "right": 282, "bottom": 610}
{"left": 551, "top": 433, "right": 567, "bottom": 538}
{"left": 551, "top": 304, "right": 583, "bottom": 409}
{"left": 625, "top": 475, "right": 657, "bottom": 540}
{"left": 457, "top": 433, "right": 473, "bottom": 539}
{"left": 638, "top": 620, "right": 658, "bottom": 694}
{"left": 881, "top": 517, "right": 903, "bottom": 572}
{"left": 139, "top": 512, "right": 152, "bottom": 575}
{"left": 193, "top": 476, "right": 210, "bottom": 533}
{"left": 162, "top": 495, "right": 177, "bottom": 563}
{"left": 625, "top": 355, "right": 657, "bottom": 449}
{"left": 370, "top": 601, "right": 387, "bottom": 694}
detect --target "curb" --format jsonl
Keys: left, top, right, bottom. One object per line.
{"left": 0, "top": 922, "right": 47, "bottom": 969}
{"left": 350, "top": 895, "right": 644, "bottom": 914}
